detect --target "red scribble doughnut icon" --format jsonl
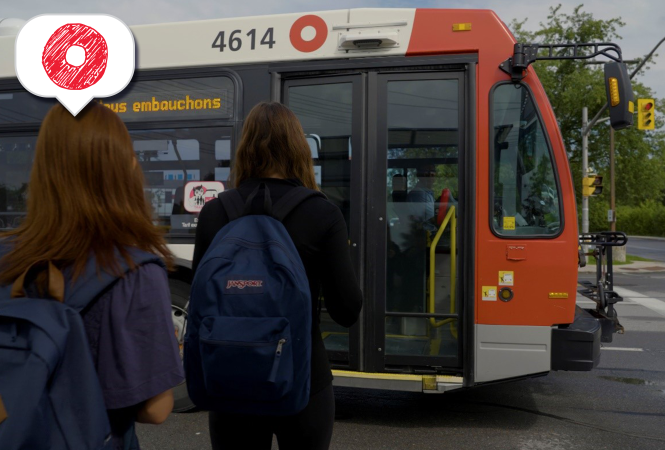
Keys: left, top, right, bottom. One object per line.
{"left": 290, "top": 15, "right": 328, "bottom": 53}
{"left": 42, "top": 23, "right": 108, "bottom": 91}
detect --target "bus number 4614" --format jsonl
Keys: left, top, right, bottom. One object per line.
{"left": 212, "top": 28, "right": 275, "bottom": 52}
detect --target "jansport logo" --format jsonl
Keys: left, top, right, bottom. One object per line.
{"left": 226, "top": 280, "right": 264, "bottom": 289}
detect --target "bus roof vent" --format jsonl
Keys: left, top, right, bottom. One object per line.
{"left": 0, "top": 18, "right": 26, "bottom": 36}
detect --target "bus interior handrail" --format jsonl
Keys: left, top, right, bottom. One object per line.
{"left": 428, "top": 206, "right": 457, "bottom": 336}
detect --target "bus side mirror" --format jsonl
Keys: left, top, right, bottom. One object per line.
{"left": 604, "top": 62, "right": 634, "bottom": 130}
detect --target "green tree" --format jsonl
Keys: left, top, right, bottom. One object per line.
{"left": 510, "top": 4, "right": 665, "bottom": 232}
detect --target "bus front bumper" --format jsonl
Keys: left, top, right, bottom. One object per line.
{"left": 551, "top": 306, "right": 602, "bottom": 371}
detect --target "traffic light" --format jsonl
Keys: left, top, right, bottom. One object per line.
{"left": 637, "top": 98, "right": 655, "bottom": 130}
{"left": 582, "top": 174, "right": 603, "bottom": 197}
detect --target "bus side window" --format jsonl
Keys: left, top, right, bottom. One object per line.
{"left": 0, "top": 136, "right": 36, "bottom": 229}
{"left": 492, "top": 84, "right": 561, "bottom": 236}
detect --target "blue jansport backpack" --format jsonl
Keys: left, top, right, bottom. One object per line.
{"left": 185, "top": 184, "right": 325, "bottom": 415}
{"left": 0, "top": 247, "right": 162, "bottom": 450}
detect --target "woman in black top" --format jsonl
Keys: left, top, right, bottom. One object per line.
{"left": 192, "top": 102, "right": 363, "bottom": 450}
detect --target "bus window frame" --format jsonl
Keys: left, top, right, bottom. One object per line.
{"left": 488, "top": 81, "right": 565, "bottom": 240}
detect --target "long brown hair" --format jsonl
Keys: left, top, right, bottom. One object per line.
{"left": 0, "top": 102, "right": 173, "bottom": 286}
{"left": 233, "top": 102, "right": 318, "bottom": 190}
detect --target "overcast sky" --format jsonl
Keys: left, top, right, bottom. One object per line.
{"left": 3, "top": 0, "right": 664, "bottom": 101}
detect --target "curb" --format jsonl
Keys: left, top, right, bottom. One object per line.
{"left": 627, "top": 235, "right": 665, "bottom": 242}
{"left": 579, "top": 263, "right": 665, "bottom": 274}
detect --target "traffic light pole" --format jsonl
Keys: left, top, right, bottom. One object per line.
{"left": 610, "top": 127, "right": 615, "bottom": 232}
{"left": 582, "top": 107, "right": 589, "bottom": 237}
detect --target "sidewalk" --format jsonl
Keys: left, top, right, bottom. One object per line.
{"left": 579, "top": 259, "right": 665, "bottom": 273}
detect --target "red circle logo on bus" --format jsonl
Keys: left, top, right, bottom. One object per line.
{"left": 42, "top": 23, "right": 108, "bottom": 91}
{"left": 290, "top": 15, "right": 328, "bottom": 53}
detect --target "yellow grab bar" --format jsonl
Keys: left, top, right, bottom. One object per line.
{"left": 428, "top": 206, "right": 457, "bottom": 337}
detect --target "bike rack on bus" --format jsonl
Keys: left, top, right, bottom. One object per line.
{"left": 578, "top": 231, "right": 627, "bottom": 342}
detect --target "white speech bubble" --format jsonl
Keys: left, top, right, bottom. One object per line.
{"left": 15, "top": 14, "right": 135, "bottom": 116}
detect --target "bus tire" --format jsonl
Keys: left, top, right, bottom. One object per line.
{"left": 169, "top": 275, "right": 196, "bottom": 413}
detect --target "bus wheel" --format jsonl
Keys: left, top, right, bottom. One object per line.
{"left": 170, "top": 277, "right": 196, "bottom": 413}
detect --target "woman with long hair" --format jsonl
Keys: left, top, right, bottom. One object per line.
{"left": 192, "top": 102, "right": 363, "bottom": 449}
{"left": 0, "top": 102, "right": 185, "bottom": 449}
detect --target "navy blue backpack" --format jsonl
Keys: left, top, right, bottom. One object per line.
{"left": 0, "top": 248, "right": 162, "bottom": 450}
{"left": 185, "top": 184, "right": 325, "bottom": 416}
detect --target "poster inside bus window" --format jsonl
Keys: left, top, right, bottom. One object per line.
{"left": 100, "top": 76, "right": 235, "bottom": 121}
{"left": 183, "top": 181, "right": 225, "bottom": 213}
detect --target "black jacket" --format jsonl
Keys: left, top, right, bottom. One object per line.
{"left": 192, "top": 178, "right": 363, "bottom": 394}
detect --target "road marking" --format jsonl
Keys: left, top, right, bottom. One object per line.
{"left": 613, "top": 286, "right": 665, "bottom": 317}
{"left": 601, "top": 347, "right": 643, "bottom": 352}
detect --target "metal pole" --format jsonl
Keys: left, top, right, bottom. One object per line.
{"left": 629, "top": 37, "right": 665, "bottom": 79}
{"left": 610, "top": 128, "right": 616, "bottom": 232}
{"left": 582, "top": 107, "right": 589, "bottom": 237}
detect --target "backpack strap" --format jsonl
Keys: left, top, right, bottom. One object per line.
{"left": 220, "top": 184, "right": 275, "bottom": 220}
{"left": 242, "top": 183, "right": 273, "bottom": 217}
{"left": 10, "top": 261, "right": 65, "bottom": 302}
{"left": 65, "top": 248, "right": 164, "bottom": 312}
{"left": 272, "top": 187, "right": 327, "bottom": 222}
{"left": 218, "top": 189, "right": 246, "bottom": 222}
{"left": 0, "top": 243, "right": 163, "bottom": 313}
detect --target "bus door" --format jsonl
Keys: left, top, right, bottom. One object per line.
{"left": 284, "top": 69, "right": 466, "bottom": 374}
{"left": 369, "top": 72, "right": 465, "bottom": 373}
{"left": 283, "top": 75, "right": 364, "bottom": 372}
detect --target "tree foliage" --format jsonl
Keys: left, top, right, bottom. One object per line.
{"left": 510, "top": 4, "right": 665, "bottom": 224}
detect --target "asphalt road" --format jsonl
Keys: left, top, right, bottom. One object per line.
{"left": 626, "top": 237, "right": 665, "bottom": 262}
{"left": 138, "top": 272, "right": 665, "bottom": 450}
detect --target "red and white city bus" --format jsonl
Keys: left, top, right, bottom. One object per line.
{"left": 0, "top": 8, "right": 631, "bottom": 410}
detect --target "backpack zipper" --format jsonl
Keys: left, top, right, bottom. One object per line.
{"left": 200, "top": 337, "right": 288, "bottom": 383}
{"left": 269, "top": 338, "right": 287, "bottom": 383}
{"left": 276, "top": 338, "right": 286, "bottom": 355}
